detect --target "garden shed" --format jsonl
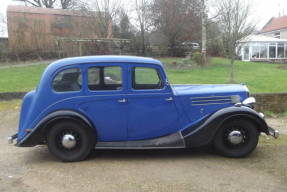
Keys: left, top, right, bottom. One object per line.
{"left": 237, "top": 34, "right": 287, "bottom": 62}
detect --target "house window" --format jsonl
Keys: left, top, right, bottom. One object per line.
{"left": 277, "top": 43, "right": 284, "bottom": 58}
{"left": 259, "top": 44, "right": 268, "bottom": 58}
{"left": 285, "top": 43, "right": 287, "bottom": 58}
{"left": 269, "top": 43, "right": 276, "bottom": 58}
{"left": 274, "top": 32, "right": 280, "bottom": 39}
{"left": 251, "top": 45, "right": 260, "bottom": 59}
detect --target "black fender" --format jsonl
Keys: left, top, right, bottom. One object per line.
{"left": 182, "top": 106, "right": 269, "bottom": 148}
{"left": 17, "top": 110, "right": 95, "bottom": 147}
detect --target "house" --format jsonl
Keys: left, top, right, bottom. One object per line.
{"left": 238, "top": 16, "right": 287, "bottom": 62}
{"left": 237, "top": 35, "right": 287, "bottom": 61}
{"left": 261, "top": 15, "right": 287, "bottom": 39}
{"left": 7, "top": 5, "right": 112, "bottom": 55}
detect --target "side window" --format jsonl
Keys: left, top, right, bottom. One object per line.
{"left": 133, "top": 67, "right": 163, "bottom": 90}
{"left": 88, "top": 66, "right": 122, "bottom": 91}
{"left": 53, "top": 68, "right": 82, "bottom": 92}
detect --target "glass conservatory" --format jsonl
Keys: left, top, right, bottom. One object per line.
{"left": 237, "top": 35, "right": 287, "bottom": 62}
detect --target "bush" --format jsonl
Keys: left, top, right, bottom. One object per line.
{"left": 192, "top": 52, "right": 202, "bottom": 66}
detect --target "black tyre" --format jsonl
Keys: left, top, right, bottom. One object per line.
{"left": 47, "top": 120, "right": 96, "bottom": 162}
{"left": 213, "top": 119, "right": 259, "bottom": 158}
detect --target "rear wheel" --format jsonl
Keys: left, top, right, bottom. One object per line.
{"left": 213, "top": 119, "right": 259, "bottom": 158}
{"left": 47, "top": 121, "right": 96, "bottom": 162}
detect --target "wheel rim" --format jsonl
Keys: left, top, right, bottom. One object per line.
{"left": 56, "top": 130, "right": 81, "bottom": 151}
{"left": 228, "top": 130, "right": 243, "bottom": 145}
{"left": 224, "top": 126, "right": 249, "bottom": 149}
{"left": 62, "top": 134, "right": 76, "bottom": 149}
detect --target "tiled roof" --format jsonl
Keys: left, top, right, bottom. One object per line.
{"left": 262, "top": 16, "right": 287, "bottom": 33}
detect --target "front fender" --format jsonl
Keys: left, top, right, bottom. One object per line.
{"left": 182, "top": 106, "right": 269, "bottom": 147}
{"left": 17, "top": 110, "right": 95, "bottom": 147}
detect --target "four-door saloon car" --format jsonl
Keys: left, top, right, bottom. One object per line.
{"left": 9, "top": 56, "right": 279, "bottom": 162}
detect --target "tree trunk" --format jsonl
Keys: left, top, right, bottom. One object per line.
{"left": 201, "top": 0, "right": 207, "bottom": 66}
{"left": 229, "top": 53, "right": 235, "bottom": 83}
{"left": 140, "top": 24, "right": 145, "bottom": 55}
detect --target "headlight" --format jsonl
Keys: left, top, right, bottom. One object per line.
{"left": 242, "top": 97, "right": 256, "bottom": 106}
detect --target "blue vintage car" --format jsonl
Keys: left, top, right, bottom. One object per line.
{"left": 9, "top": 56, "right": 279, "bottom": 162}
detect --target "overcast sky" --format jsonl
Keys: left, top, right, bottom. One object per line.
{"left": 1, "top": 0, "right": 287, "bottom": 37}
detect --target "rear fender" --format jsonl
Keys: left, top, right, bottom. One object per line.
{"left": 17, "top": 110, "right": 95, "bottom": 147}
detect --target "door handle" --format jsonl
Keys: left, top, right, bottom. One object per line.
{"left": 118, "top": 98, "right": 127, "bottom": 103}
{"left": 165, "top": 97, "right": 173, "bottom": 102}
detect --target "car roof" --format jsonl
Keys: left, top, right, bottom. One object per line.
{"left": 47, "top": 55, "right": 163, "bottom": 73}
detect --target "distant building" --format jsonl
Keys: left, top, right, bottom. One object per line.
{"left": 261, "top": 16, "right": 287, "bottom": 39}
{"left": 7, "top": 5, "right": 112, "bottom": 55}
{"left": 238, "top": 16, "right": 287, "bottom": 62}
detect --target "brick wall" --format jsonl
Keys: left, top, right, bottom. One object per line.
{"left": 252, "top": 93, "right": 287, "bottom": 113}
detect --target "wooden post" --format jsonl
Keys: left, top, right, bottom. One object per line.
{"left": 201, "top": 0, "right": 207, "bottom": 66}
{"left": 79, "top": 41, "right": 83, "bottom": 56}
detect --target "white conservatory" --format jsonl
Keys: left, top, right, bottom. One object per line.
{"left": 237, "top": 35, "right": 287, "bottom": 62}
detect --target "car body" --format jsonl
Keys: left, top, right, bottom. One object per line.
{"left": 9, "top": 56, "right": 279, "bottom": 162}
{"left": 181, "top": 41, "right": 200, "bottom": 49}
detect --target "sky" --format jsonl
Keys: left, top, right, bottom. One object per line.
{"left": 1, "top": 0, "right": 287, "bottom": 37}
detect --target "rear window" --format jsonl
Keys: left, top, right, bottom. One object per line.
{"left": 52, "top": 68, "right": 82, "bottom": 92}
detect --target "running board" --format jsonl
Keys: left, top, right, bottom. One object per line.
{"left": 95, "top": 132, "right": 186, "bottom": 149}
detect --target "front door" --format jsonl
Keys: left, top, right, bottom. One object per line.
{"left": 126, "top": 65, "right": 180, "bottom": 140}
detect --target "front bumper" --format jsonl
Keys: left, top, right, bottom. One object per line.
{"left": 8, "top": 134, "right": 18, "bottom": 144}
{"left": 268, "top": 127, "right": 279, "bottom": 139}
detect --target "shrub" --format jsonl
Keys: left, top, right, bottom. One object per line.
{"left": 192, "top": 52, "right": 202, "bottom": 66}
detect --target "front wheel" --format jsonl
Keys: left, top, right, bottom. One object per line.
{"left": 47, "top": 121, "right": 96, "bottom": 162}
{"left": 213, "top": 119, "right": 259, "bottom": 158}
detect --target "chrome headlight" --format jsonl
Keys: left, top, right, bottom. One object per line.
{"left": 242, "top": 97, "right": 256, "bottom": 106}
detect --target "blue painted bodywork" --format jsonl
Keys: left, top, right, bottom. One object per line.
{"left": 16, "top": 56, "right": 250, "bottom": 144}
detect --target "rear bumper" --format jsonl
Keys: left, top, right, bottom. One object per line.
{"left": 268, "top": 127, "right": 279, "bottom": 139}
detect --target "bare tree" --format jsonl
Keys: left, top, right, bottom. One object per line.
{"left": 14, "top": 0, "right": 79, "bottom": 9}
{"left": 151, "top": 0, "right": 201, "bottom": 56}
{"left": 201, "top": 0, "right": 207, "bottom": 66}
{"left": 0, "top": 14, "right": 6, "bottom": 37}
{"left": 135, "top": 0, "right": 152, "bottom": 55}
{"left": 80, "top": 0, "right": 122, "bottom": 38}
{"left": 216, "top": 0, "right": 255, "bottom": 82}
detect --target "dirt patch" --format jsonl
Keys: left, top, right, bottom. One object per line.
{"left": 277, "top": 65, "right": 287, "bottom": 70}
{"left": 0, "top": 106, "right": 287, "bottom": 192}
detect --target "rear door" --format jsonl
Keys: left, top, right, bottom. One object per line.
{"left": 81, "top": 64, "right": 128, "bottom": 141}
{"left": 126, "top": 64, "right": 180, "bottom": 140}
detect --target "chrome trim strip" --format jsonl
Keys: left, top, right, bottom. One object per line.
{"left": 190, "top": 95, "right": 232, "bottom": 99}
{"left": 192, "top": 99, "right": 231, "bottom": 102}
{"left": 191, "top": 102, "right": 233, "bottom": 106}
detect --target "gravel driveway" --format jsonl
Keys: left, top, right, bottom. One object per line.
{"left": 0, "top": 107, "right": 287, "bottom": 192}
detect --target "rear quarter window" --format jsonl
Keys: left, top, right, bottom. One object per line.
{"left": 52, "top": 68, "right": 82, "bottom": 92}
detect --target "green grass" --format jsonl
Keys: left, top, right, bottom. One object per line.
{"left": 0, "top": 64, "right": 48, "bottom": 92}
{"left": 0, "top": 57, "right": 286, "bottom": 93}
{"left": 162, "top": 57, "right": 287, "bottom": 93}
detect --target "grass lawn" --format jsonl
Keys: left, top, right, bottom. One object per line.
{"left": 0, "top": 57, "right": 286, "bottom": 93}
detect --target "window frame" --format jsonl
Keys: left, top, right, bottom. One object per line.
{"left": 51, "top": 67, "right": 83, "bottom": 93}
{"left": 87, "top": 65, "right": 124, "bottom": 92}
{"left": 131, "top": 66, "right": 165, "bottom": 91}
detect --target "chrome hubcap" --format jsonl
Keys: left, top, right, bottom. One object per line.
{"left": 61, "top": 134, "right": 76, "bottom": 149}
{"left": 228, "top": 130, "right": 243, "bottom": 145}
